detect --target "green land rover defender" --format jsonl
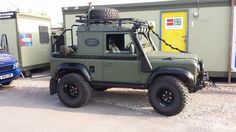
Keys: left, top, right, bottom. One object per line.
{"left": 49, "top": 8, "right": 209, "bottom": 116}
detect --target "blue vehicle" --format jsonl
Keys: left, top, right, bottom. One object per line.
{"left": 0, "top": 34, "right": 21, "bottom": 85}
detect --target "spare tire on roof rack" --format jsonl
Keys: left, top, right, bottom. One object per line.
{"left": 88, "top": 8, "right": 119, "bottom": 20}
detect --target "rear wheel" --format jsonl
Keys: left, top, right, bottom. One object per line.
{"left": 148, "top": 76, "right": 189, "bottom": 116}
{"left": 57, "top": 73, "right": 92, "bottom": 107}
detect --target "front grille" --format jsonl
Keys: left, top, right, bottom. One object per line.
{"left": 0, "top": 65, "right": 13, "bottom": 72}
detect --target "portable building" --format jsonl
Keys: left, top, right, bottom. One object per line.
{"left": 0, "top": 11, "right": 51, "bottom": 71}
{"left": 61, "top": 0, "right": 234, "bottom": 78}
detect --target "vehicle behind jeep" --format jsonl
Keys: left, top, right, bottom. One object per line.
{"left": 0, "top": 34, "right": 21, "bottom": 85}
{"left": 50, "top": 7, "right": 209, "bottom": 116}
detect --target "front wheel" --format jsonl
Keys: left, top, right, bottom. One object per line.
{"left": 57, "top": 73, "right": 92, "bottom": 108}
{"left": 148, "top": 76, "right": 189, "bottom": 116}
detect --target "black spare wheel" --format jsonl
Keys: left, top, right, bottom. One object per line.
{"left": 88, "top": 8, "right": 119, "bottom": 20}
{"left": 57, "top": 73, "right": 92, "bottom": 107}
{"left": 148, "top": 76, "right": 189, "bottom": 116}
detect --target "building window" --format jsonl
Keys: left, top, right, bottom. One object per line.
{"left": 39, "top": 26, "right": 49, "bottom": 44}
{"left": 106, "top": 34, "right": 135, "bottom": 54}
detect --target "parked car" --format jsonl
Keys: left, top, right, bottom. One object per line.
{"left": 0, "top": 34, "right": 21, "bottom": 85}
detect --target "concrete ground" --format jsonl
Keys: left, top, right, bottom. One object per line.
{"left": 0, "top": 72, "right": 236, "bottom": 132}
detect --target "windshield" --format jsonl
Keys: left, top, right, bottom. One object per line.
{"left": 137, "top": 33, "right": 156, "bottom": 53}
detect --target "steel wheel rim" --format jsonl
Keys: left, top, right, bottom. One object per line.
{"left": 64, "top": 84, "right": 79, "bottom": 98}
{"left": 157, "top": 88, "right": 174, "bottom": 106}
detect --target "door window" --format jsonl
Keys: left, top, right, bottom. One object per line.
{"left": 106, "top": 33, "right": 136, "bottom": 54}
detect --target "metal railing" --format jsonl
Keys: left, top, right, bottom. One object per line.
{"left": 51, "top": 24, "right": 79, "bottom": 52}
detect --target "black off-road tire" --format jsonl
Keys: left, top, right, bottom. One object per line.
{"left": 57, "top": 73, "right": 92, "bottom": 108}
{"left": 148, "top": 76, "right": 189, "bottom": 116}
{"left": 89, "top": 8, "right": 119, "bottom": 20}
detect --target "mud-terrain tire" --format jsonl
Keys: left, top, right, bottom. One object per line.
{"left": 148, "top": 76, "right": 189, "bottom": 116}
{"left": 89, "top": 8, "right": 119, "bottom": 20}
{"left": 58, "top": 73, "right": 92, "bottom": 108}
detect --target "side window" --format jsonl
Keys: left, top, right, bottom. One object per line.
{"left": 39, "top": 26, "right": 49, "bottom": 44}
{"left": 106, "top": 34, "right": 135, "bottom": 54}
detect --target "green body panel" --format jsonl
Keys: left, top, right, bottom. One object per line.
{"left": 50, "top": 20, "right": 200, "bottom": 86}
{"left": 50, "top": 52, "right": 198, "bottom": 84}
{"left": 77, "top": 32, "right": 104, "bottom": 55}
{"left": 103, "top": 59, "right": 140, "bottom": 83}
{"left": 50, "top": 58, "right": 103, "bottom": 81}
{"left": 147, "top": 51, "right": 198, "bottom": 76}
{"left": 77, "top": 24, "right": 130, "bottom": 32}
{"left": 140, "top": 52, "right": 198, "bottom": 84}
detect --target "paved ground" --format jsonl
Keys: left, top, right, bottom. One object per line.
{"left": 0, "top": 73, "right": 236, "bottom": 132}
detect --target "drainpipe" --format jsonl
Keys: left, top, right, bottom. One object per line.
{"left": 228, "top": 0, "right": 235, "bottom": 83}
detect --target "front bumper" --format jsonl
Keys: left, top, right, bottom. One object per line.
{"left": 189, "top": 61, "right": 209, "bottom": 93}
{"left": 196, "top": 61, "right": 210, "bottom": 88}
{"left": 49, "top": 77, "right": 58, "bottom": 95}
{"left": 0, "top": 68, "right": 21, "bottom": 84}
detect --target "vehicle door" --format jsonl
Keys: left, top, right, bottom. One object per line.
{"left": 102, "top": 32, "right": 141, "bottom": 83}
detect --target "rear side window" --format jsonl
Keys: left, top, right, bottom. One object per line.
{"left": 39, "top": 26, "right": 49, "bottom": 44}
{"left": 106, "top": 33, "right": 135, "bottom": 54}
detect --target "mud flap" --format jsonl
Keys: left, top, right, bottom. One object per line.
{"left": 50, "top": 78, "right": 58, "bottom": 95}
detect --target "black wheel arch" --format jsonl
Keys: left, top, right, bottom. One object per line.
{"left": 146, "top": 67, "right": 195, "bottom": 88}
{"left": 55, "top": 63, "right": 91, "bottom": 81}
{"left": 50, "top": 63, "right": 91, "bottom": 95}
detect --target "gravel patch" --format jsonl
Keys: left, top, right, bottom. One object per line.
{"left": 0, "top": 77, "right": 235, "bottom": 132}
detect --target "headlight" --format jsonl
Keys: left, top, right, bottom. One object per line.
{"left": 13, "top": 63, "right": 20, "bottom": 69}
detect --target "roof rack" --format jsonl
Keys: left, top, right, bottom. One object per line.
{"left": 75, "top": 15, "right": 147, "bottom": 29}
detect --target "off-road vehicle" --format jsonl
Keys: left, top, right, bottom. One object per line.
{"left": 50, "top": 7, "right": 209, "bottom": 116}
